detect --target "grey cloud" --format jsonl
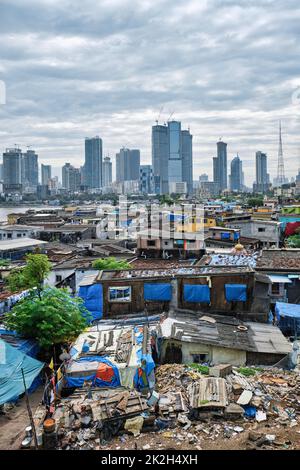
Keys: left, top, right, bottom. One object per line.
{"left": 0, "top": 0, "right": 299, "bottom": 185}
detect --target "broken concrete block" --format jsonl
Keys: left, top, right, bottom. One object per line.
{"left": 224, "top": 403, "right": 244, "bottom": 418}
{"left": 237, "top": 390, "right": 253, "bottom": 405}
{"left": 209, "top": 364, "right": 232, "bottom": 378}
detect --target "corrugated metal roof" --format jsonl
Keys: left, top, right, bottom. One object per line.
{"left": 0, "top": 238, "right": 47, "bottom": 251}
{"left": 189, "top": 378, "right": 228, "bottom": 408}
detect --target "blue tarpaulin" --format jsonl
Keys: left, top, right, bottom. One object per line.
{"left": 144, "top": 283, "right": 172, "bottom": 301}
{"left": 184, "top": 284, "right": 210, "bottom": 303}
{"left": 65, "top": 356, "right": 121, "bottom": 388}
{"left": 0, "top": 339, "right": 44, "bottom": 405}
{"left": 78, "top": 284, "right": 103, "bottom": 321}
{"left": 133, "top": 353, "right": 156, "bottom": 390}
{"left": 221, "top": 232, "right": 231, "bottom": 240}
{"left": 168, "top": 214, "right": 187, "bottom": 222}
{"left": 225, "top": 284, "right": 247, "bottom": 302}
{"left": 275, "top": 302, "right": 300, "bottom": 335}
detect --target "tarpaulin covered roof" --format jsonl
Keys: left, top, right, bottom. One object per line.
{"left": 276, "top": 302, "right": 300, "bottom": 319}
{"left": 0, "top": 338, "right": 44, "bottom": 405}
{"left": 275, "top": 302, "right": 300, "bottom": 336}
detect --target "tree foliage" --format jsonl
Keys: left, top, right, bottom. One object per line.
{"left": 92, "top": 257, "right": 131, "bottom": 270}
{"left": 7, "top": 253, "right": 51, "bottom": 292}
{"left": 246, "top": 197, "right": 264, "bottom": 208}
{"left": 4, "top": 287, "right": 90, "bottom": 349}
{"left": 287, "top": 234, "right": 300, "bottom": 248}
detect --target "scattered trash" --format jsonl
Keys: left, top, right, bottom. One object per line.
{"left": 256, "top": 410, "right": 267, "bottom": 422}
{"left": 124, "top": 416, "right": 144, "bottom": 437}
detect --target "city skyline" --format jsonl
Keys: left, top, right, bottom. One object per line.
{"left": 0, "top": 1, "right": 300, "bottom": 184}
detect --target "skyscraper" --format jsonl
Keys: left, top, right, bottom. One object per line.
{"left": 102, "top": 156, "right": 112, "bottom": 187}
{"left": 84, "top": 136, "right": 103, "bottom": 189}
{"left": 3, "top": 148, "right": 23, "bottom": 193}
{"left": 230, "top": 154, "right": 243, "bottom": 192}
{"left": 140, "top": 165, "right": 153, "bottom": 193}
{"left": 152, "top": 124, "right": 169, "bottom": 194}
{"left": 151, "top": 121, "right": 193, "bottom": 195}
{"left": 254, "top": 151, "right": 269, "bottom": 193}
{"left": 23, "top": 149, "right": 38, "bottom": 190}
{"left": 115, "top": 148, "right": 140, "bottom": 182}
{"left": 62, "top": 163, "right": 81, "bottom": 192}
{"left": 41, "top": 164, "right": 52, "bottom": 186}
{"left": 181, "top": 129, "right": 193, "bottom": 195}
{"left": 213, "top": 140, "right": 227, "bottom": 192}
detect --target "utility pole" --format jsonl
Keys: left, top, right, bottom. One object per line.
{"left": 21, "top": 368, "right": 38, "bottom": 450}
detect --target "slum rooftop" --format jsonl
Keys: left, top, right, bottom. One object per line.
{"left": 99, "top": 265, "right": 255, "bottom": 280}
{"left": 256, "top": 249, "right": 300, "bottom": 271}
{"left": 0, "top": 238, "right": 47, "bottom": 251}
{"left": 199, "top": 253, "right": 259, "bottom": 268}
{"left": 160, "top": 311, "right": 292, "bottom": 356}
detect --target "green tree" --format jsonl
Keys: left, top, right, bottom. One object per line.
{"left": 7, "top": 253, "right": 51, "bottom": 293}
{"left": 4, "top": 287, "right": 90, "bottom": 349}
{"left": 92, "top": 257, "right": 131, "bottom": 270}
{"left": 247, "top": 197, "right": 264, "bottom": 208}
{"left": 287, "top": 234, "right": 300, "bottom": 248}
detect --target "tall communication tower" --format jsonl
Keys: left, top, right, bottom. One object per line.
{"left": 277, "top": 121, "right": 286, "bottom": 186}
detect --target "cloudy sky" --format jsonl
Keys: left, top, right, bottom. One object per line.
{"left": 0, "top": 0, "right": 300, "bottom": 185}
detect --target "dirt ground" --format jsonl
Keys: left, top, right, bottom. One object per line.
{"left": 100, "top": 420, "right": 300, "bottom": 451}
{"left": 0, "top": 387, "right": 43, "bottom": 450}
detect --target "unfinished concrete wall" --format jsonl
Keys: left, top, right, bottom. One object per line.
{"left": 212, "top": 346, "right": 246, "bottom": 366}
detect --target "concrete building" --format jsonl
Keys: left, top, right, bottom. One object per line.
{"left": 3, "top": 148, "right": 23, "bottom": 194}
{"left": 84, "top": 136, "right": 103, "bottom": 189}
{"left": 22, "top": 150, "right": 38, "bottom": 191}
{"left": 0, "top": 225, "right": 42, "bottom": 241}
{"left": 116, "top": 148, "right": 140, "bottom": 183}
{"left": 102, "top": 156, "right": 112, "bottom": 188}
{"left": 41, "top": 164, "right": 52, "bottom": 186}
{"left": 229, "top": 154, "right": 242, "bottom": 192}
{"left": 152, "top": 121, "right": 193, "bottom": 195}
{"left": 254, "top": 151, "right": 270, "bottom": 193}
{"left": 226, "top": 219, "right": 282, "bottom": 247}
{"left": 199, "top": 174, "right": 209, "bottom": 182}
{"left": 139, "top": 165, "right": 153, "bottom": 194}
{"left": 213, "top": 141, "right": 227, "bottom": 192}
{"left": 62, "top": 163, "right": 81, "bottom": 192}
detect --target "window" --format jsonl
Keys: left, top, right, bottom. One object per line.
{"left": 17, "top": 234, "right": 22, "bottom": 238}
{"left": 7, "top": 233, "right": 12, "bottom": 239}
{"left": 191, "top": 354, "right": 208, "bottom": 364}
{"left": 271, "top": 283, "right": 280, "bottom": 295}
{"left": 109, "top": 286, "right": 131, "bottom": 302}
{"left": 147, "top": 240, "right": 156, "bottom": 247}
{"left": 258, "top": 227, "right": 266, "bottom": 233}
{"left": 56, "top": 275, "right": 62, "bottom": 283}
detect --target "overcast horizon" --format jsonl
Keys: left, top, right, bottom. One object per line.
{"left": 0, "top": 0, "right": 300, "bottom": 186}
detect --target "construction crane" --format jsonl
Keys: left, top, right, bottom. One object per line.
{"left": 155, "top": 106, "right": 164, "bottom": 125}
{"left": 167, "top": 111, "right": 174, "bottom": 122}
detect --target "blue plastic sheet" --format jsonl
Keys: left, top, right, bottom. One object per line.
{"left": 144, "top": 283, "right": 172, "bottom": 301}
{"left": 225, "top": 284, "right": 247, "bottom": 302}
{"left": 65, "top": 356, "right": 120, "bottom": 388}
{"left": 275, "top": 302, "right": 300, "bottom": 335}
{"left": 78, "top": 284, "right": 103, "bottom": 321}
{"left": 221, "top": 232, "right": 231, "bottom": 240}
{"left": 243, "top": 405, "right": 256, "bottom": 418}
{"left": 184, "top": 284, "right": 210, "bottom": 303}
{"left": 0, "top": 339, "right": 44, "bottom": 405}
{"left": 134, "top": 353, "right": 156, "bottom": 390}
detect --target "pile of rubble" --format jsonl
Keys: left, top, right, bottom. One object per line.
{"left": 24, "top": 363, "right": 300, "bottom": 450}
{"left": 154, "top": 364, "right": 300, "bottom": 449}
